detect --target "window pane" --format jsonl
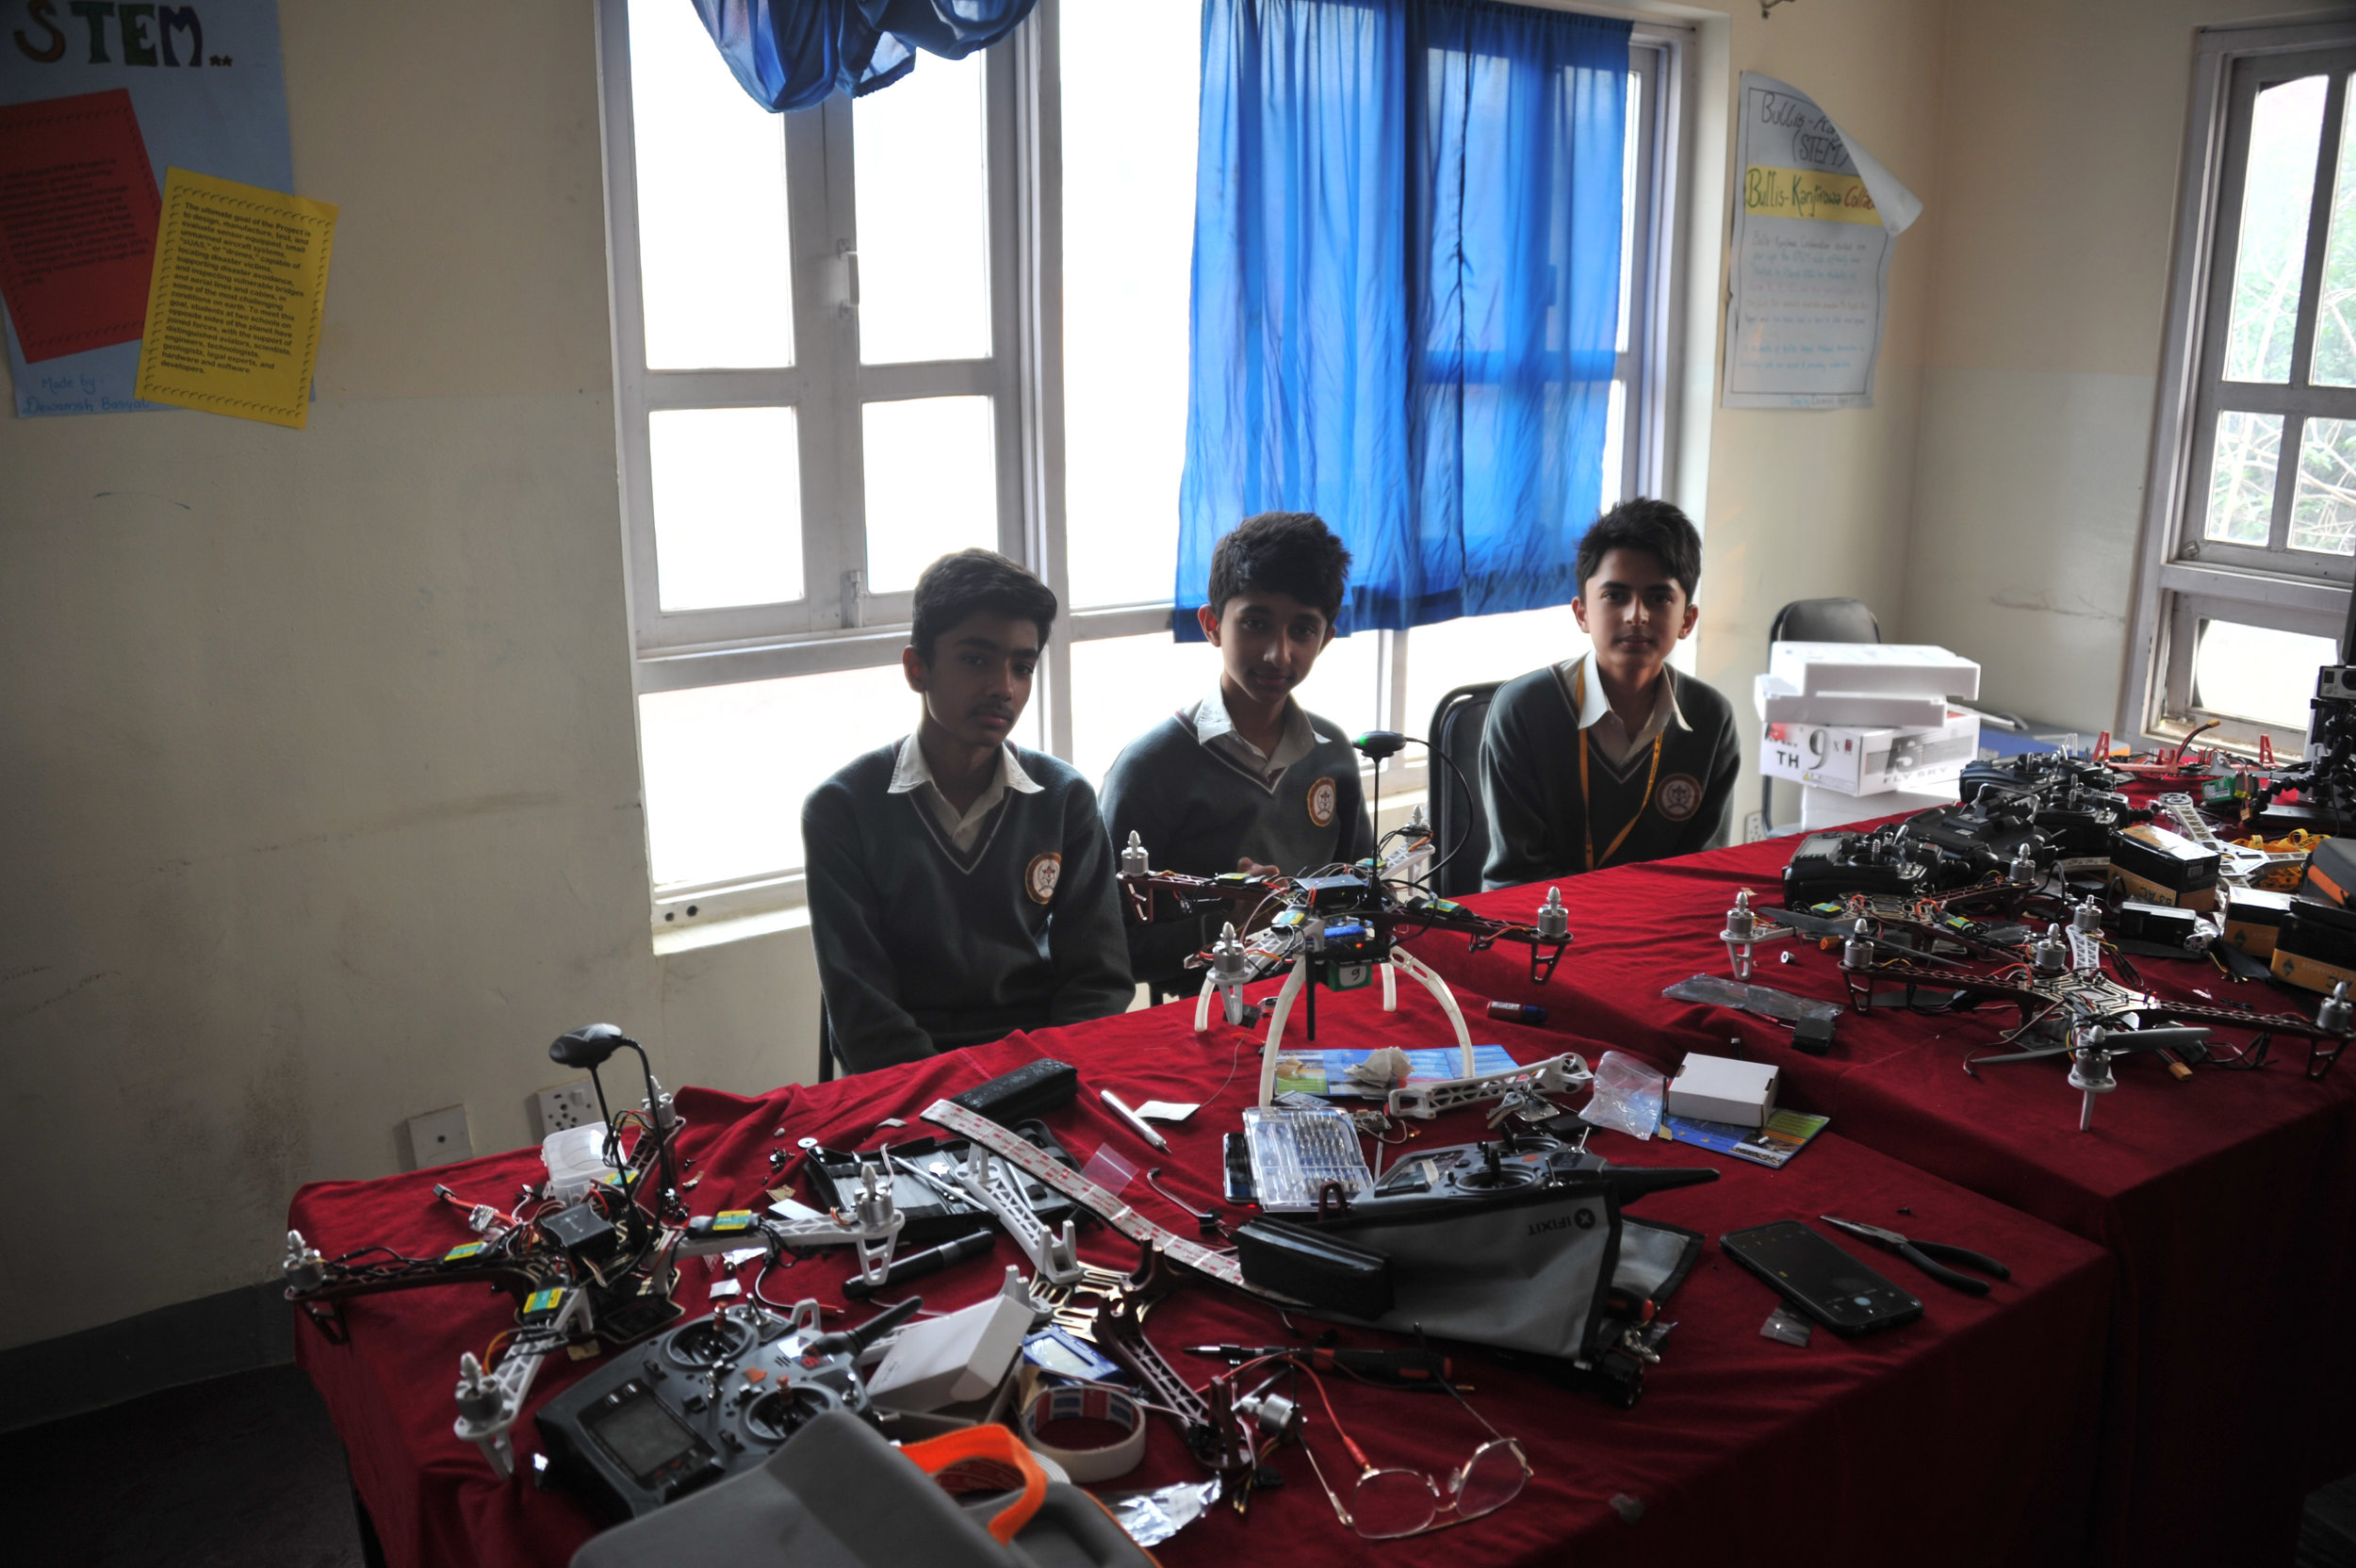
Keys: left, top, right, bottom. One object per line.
{"left": 1598, "top": 380, "right": 1628, "bottom": 509}
{"left": 1404, "top": 607, "right": 1588, "bottom": 743}
{"left": 628, "top": 0, "right": 793, "bottom": 369}
{"left": 855, "top": 54, "right": 990, "bottom": 364}
{"left": 1061, "top": 2, "right": 1200, "bottom": 608}
{"left": 2313, "top": 75, "right": 2356, "bottom": 384}
{"left": 863, "top": 397, "right": 997, "bottom": 592}
{"left": 2292, "top": 415, "right": 2356, "bottom": 553}
{"left": 1615, "top": 66, "right": 1641, "bottom": 354}
{"left": 1068, "top": 631, "right": 1224, "bottom": 787}
{"left": 2222, "top": 74, "right": 2326, "bottom": 384}
{"left": 639, "top": 664, "right": 915, "bottom": 887}
{"left": 649, "top": 408, "right": 803, "bottom": 610}
{"left": 2202, "top": 409, "right": 2282, "bottom": 545}
{"left": 2191, "top": 619, "right": 2335, "bottom": 730}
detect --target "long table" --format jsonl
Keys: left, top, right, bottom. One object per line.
{"left": 1403, "top": 828, "right": 2356, "bottom": 1566}
{"left": 292, "top": 981, "right": 2114, "bottom": 1568}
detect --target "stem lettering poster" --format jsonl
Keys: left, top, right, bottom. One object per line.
{"left": 0, "top": 0, "right": 294, "bottom": 416}
{"left": 1723, "top": 74, "right": 1922, "bottom": 410}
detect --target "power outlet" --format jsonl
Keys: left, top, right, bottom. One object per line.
{"left": 535, "top": 1080, "right": 601, "bottom": 1139}
{"left": 403, "top": 1104, "right": 474, "bottom": 1171}
{"left": 1742, "top": 810, "right": 1767, "bottom": 844}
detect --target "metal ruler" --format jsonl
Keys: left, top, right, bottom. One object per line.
{"left": 920, "top": 1099, "right": 1248, "bottom": 1291}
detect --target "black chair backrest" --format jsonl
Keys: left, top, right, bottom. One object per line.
{"left": 1429, "top": 681, "right": 1501, "bottom": 898}
{"left": 1767, "top": 596, "right": 1882, "bottom": 647}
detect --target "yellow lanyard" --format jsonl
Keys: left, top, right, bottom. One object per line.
{"left": 1575, "top": 663, "right": 1663, "bottom": 874}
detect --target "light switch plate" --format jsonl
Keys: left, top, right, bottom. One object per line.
{"left": 403, "top": 1104, "right": 473, "bottom": 1170}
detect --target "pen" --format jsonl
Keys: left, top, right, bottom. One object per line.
{"left": 1100, "top": 1088, "right": 1170, "bottom": 1152}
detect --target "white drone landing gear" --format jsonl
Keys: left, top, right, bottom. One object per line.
{"left": 1253, "top": 945, "right": 1476, "bottom": 1107}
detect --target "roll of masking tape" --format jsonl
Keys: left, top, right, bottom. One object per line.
{"left": 1017, "top": 1381, "right": 1148, "bottom": 1483}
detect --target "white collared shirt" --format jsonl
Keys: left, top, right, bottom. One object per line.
{"left": 1187, "top": 688, "right": 1324, "bottom": 785}
{"left": 888, "top": 734, "right": 1041, "bottom": 855}
{"left": 1555, "top": 654, "right": 1690, "bottom": 767}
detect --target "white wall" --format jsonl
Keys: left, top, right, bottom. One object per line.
{"left": 0, "top": 1, "right": 818, "bottom": 1352}
{"left": 3, "top": 0, "right": 1961, "bottom": 1349}
{"left": 1899, "top": 0, "right": 2340, "bottom": 732}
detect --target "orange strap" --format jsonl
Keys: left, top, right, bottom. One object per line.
{"left": 1575, "top": 663, "right": 1664, "bottom": 874}
{"left": 898, "top": 1422, "right": 1049, "bottom": 1545}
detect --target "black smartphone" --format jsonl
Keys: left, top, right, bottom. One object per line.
{"left": 1720, "top": 1219, "right": 1923, "bottom": 1336}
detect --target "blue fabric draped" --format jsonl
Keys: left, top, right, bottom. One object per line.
{"left": 692, "top": 0, "right": 1039, "bottom": 111}
{"left": 1179, "top": 0, "right": 1629, "bottom": 637}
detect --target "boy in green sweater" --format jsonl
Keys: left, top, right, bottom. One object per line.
{"left": 1480, "top": 499, "right": 1740, "bottom": 890}
{"left": 1101, "top": 513, "right": 1375, "bottom": 992}
{"left": 803, "top": 550, "right": 1132, "bottom": 1074}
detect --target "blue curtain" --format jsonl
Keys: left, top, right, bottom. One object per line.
{"left": 1179, "top": 0, "right": 1629, "bottom": 637}
{"left": 693, "top": 0, "right": 1039, "bottom": 111}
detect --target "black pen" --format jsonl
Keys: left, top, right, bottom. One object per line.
{"left": 841, "top": 1228, "right": 996, "bottom": 1299}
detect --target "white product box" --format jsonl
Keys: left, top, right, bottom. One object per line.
{"left": 864, "top": 1289, "right": 1033, "bottom": 1413}
{"left": 1768, "top": 642, "right": 1982, "bottom": 701}
{"left": 1759, "top": 708, "right": 1981, "bottom": 797}
{"left": 1754, "top": 674, "right": 1953, "bottom": 730}
{"left": 1798, "top": 782, "right": 1960, "bottom": 832}
{"left": 1666, "top": 1053, "right": 1780, "bottom": 1128}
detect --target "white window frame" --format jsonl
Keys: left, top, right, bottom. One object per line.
{"left": 595, "top": 2, "right": 1689, "bottom": 940}
{"left": 2127, "top": 20, "right": 2356, "bottom": 758}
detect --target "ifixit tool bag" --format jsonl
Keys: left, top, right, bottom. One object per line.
{"left": 1262, "top": 1135, "right": 1716, "bottom": 1363}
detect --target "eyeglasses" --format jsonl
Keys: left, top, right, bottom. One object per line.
{"left": 1290, "top": 1365, "right": 1531, "bottom": 1540}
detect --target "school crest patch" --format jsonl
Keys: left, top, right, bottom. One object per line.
{"left": 1656, "top": 773, "right": 1703, "bottom": 823}
{"left": 1306, "top": 776, "right": 1337, "bottom": 828}
{"left": 1024, "top": 851, "right": 1063, "bottom": 905}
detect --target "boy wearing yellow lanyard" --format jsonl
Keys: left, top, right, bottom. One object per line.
{"left": 1478, "top": 499, "right": 1740, "bottom": 890}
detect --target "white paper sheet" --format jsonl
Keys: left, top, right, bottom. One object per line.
{"left": 1723, "top": 74, "right": 1922, "bottom": 410}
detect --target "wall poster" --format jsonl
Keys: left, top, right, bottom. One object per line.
{"left": 1723, "top": 73, "right": 1922, "bottom": 410}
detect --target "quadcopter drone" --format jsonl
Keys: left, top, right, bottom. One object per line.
{"left": 1117, "top": 795, "right": 1575, "bottom": 1106}
{"left": 281, "top": 1024, "right": 907, "bottom": 1476}
{"left": 1829, "top": 907, "right": 2350, "bottom": 1130}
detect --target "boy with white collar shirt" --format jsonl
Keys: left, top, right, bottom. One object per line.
{"left": 1480, "top": 499, "right": 1740, "bottom": 890}
{"left": 802, "top": 549, "right": 1132, "bottom": 1074}
{"left": 1101, "top": 513, "right": 1375, "bottom": 993}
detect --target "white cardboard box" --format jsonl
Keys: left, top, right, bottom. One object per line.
{"left": 1798, "top": 781, "right": 1960, "bottom": 831}
{"left": 1754, "top": 674, "right": 1953, "bottom": 730}
{"left": 1667, "top": 1053, "right": 1779, "bottom": 1128}
{"left": 1759, "top": 708, "right": 1981, "bottom": 797}
{"left": 864, "top": 1290, "right": 1033, "bottom": 1413}
{"left": 1767, "top": 642, "right": 1982, "bottom": 701}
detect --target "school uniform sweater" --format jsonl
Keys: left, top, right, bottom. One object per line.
{"left": 1479, "top": 657, "right": 1741, "bottom": 890}
{"left": 1099, "top": 698, "right": 1375, "bottom": 989}
{"left": 803, "top": 741, "right": 1134, "bottom": 1074}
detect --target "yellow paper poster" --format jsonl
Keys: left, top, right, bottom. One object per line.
{"left": 133, "top": 167, "right": 335, "bottom": 428}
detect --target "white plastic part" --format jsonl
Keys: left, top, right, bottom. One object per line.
{"left": 1252, "top": 956, "right": 1314, "bottom": 1107}
{"left": 1380, "top": 961, "right": 1398, "bottom": 1010}
{"left": 541, "top": 1124, "right": 617, "bottom": 1201}
{"left": 955, "top": 1142, "right": 1083, "bottom": 1286}
{"left": 453, "top": 1282, "right": 594, "bottom": 1476}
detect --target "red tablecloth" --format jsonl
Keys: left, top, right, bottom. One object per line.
{"left": 292, "top": 982, "right": 2112, "bottom": 1568}
{"left": 1404, "top": 832, "right": 2356, "bottom": 1565}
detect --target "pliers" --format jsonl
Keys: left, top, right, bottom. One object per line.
{"left": 1821, "top": 1216, "right": 2010, "bottom": 1295}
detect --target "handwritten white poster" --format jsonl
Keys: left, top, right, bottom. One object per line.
{"left": 1723, "top": 74, "right": 1922, "bottom": 410}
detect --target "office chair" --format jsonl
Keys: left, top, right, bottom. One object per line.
{"left": 816, "top": 1004, "right": 836, "bottom": 1083}
{"left": 1428, "top": 681, "right": 1502, "bottom": 898}
{"left": 1760, "top": 597, "right": 1882, "bottom": 834}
